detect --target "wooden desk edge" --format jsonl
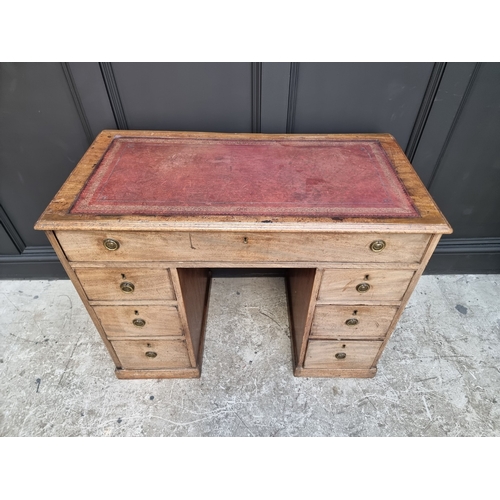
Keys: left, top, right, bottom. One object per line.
{"left": 34, "top": 130, "right": 452, "bottom": 235}
{"left": 293, "top": 366, "right": 377, "bottom": 378}
{"left": 115, "top": 367, "right": 201, "bottom": 379}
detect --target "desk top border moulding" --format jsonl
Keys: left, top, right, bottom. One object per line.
{"left": 35, "top": 130, "right": 452, "bottom": 235}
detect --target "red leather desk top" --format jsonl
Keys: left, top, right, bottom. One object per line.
{"left": 70, "top": 137, "right": 418, "bottom": 218}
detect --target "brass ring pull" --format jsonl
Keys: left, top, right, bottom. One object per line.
{"left": 356, "top": 283, "right": 370, "bottom": 293}
{"left": 335, "top": 352, "right": 347, "bottom": 360}
{"left": 133, "top": 318, "right": 146, "bottom": 327}
{"left": 120, "top": 281, "right": 135, "bottom": 293}
{"left": 103, "top": 238, "right": 120, "bottom": 251}
{"left": 145, "top": 351, "right": 157, "bottom": 358}
{"left": 345, "top": 318, "right": 359, "bottom": 326}
{"left": 370, "top": 240, "right": 386, "bottom": 252}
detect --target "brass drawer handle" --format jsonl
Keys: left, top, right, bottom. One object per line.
{"left": 133, "top": 318, "right": 146, "bottom": 327}
{"left": 356, "top": 283, "right": 370, "bottom": 293}
{"left": 345, "top": 318, "right": 359, "bottom": 326}
{"left": 103, "top": 238, "right": 120, "bottom": 251}
{"left": 335, "top": 352, "right": 346, "bottom": 360}
{"left": 120, "top": 281, "right": 135, "bottom": 293}
{"left": 370, "top": 240, "right": 386, "bottom": 252}
{"left": 145, "top": 351, "right": 157, "bottom": 358}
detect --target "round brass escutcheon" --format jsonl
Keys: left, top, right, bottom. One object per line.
{"left": 120, "top": 281, "right": 135, "bottom": 293}
{"left": 133, "top": 318, "right": 146, "bottom": 327}
{"left": 370, "top": 239, "right": 386, "bottom": 252}
{"left": 335, "top": 352, "right": 347, "bottom": 360}
{"left": 145, "top": 351, "right": 157, "bottom": 358}
{"left": 103, "top": 238, "right": 120, "bottom": 251}
{"left": 356, "top": 282, "right": 370, "bottom": 293}
{"left": 345, "top": 318, "right": 359, "bottom": 326}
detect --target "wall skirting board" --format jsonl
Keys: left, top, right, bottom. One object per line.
{"left": 0, "top": 247, "right": 65, "bottom": 279}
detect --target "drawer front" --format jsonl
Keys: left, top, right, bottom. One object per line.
{"left": 318, "top": 269, "right": 414, "bottom": 302}
{"left": 304, "top": 340, "right": 383, "bottom": 369}
{"left": 75, "top": 268, "right": 175, "bottom": 301}
{"left": 112, "top": 339, "right": 192, "bottom": 369}
{"left": 94, "top": 305, "right": 183, "bottom": 338}
{"left": 310, "top": 305, "right": 398, "bottom": 339}
{"left": 56, "top": 230, "right": 430, "bottom": 264}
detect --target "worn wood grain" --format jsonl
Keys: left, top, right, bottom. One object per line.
{"left": 170, "top": 268, "right": 210, "bottom": 368}
{"left": 315, "top": 299, "right": 402, "bottom": 306}
{"left": 310, "top": 305, "right": 398, "bottom": 339}
{"left": 293, "top": 366, "right": 377, "bottom": 378}
{"left": 56, "top": 230, "right": 431, "bottom": 264}
{"left": 69, "top": 260, "right": 420, "bottom": 270}
{"left": 287, "top": 269, "right": 321, "bottom": 367}
{"left": 303, "top": 340, "right": 383, "bottom": 369}
{"left": 318, "top": 268, "right": 415, "bottom": 302}
{"left": 111, "top": 339, "right": 192, "bottom": 370}
{"left": 89, "top": 299, "right": 177, "bottom": 307}
{"left": 93, "top": 305, "right": 183, "bottom": 338}
{"left": 115, "top": 367, "right": 200, "bottom": 379}
{"left": 74, "top": 267, "right": 175, "bottom": 301}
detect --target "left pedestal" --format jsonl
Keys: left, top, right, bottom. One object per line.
{"left": 46, "top": 231, "right": 211, "bottom": 379}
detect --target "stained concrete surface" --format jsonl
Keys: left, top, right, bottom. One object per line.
{"left": 0, "top": 275, "right": 499, "bottom": 437}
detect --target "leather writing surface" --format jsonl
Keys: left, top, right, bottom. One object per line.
{"left": 71, "top": 137, "right": 418, "bottom": 218}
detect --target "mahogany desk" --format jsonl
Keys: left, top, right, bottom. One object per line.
{"left": 35, "top": 131, "right": 452, "bottom": 379}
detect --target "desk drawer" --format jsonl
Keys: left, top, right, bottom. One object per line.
{"left": 94, "top": 305, "right": 183, "bottom": 338}
{"left": 112, "top": 339, "right": 191, "bottom": 369}
{"left": 310, "top": 305, "right": 398, "bottom": 339}
{"left": 304, "top": 340, "right": 382, "bottom": 369}
{"left": 56, "top": 230, "right": 430, "bottom": 264}
{"left": 318, "top": 269, "right": 414, "bottom": 302}
{"left": 75, "top": 267, "right": 175, "bottom": 301}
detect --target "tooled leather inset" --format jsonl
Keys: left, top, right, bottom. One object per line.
{"left": 70, "top": 137, "right": 419, "bottom": 218}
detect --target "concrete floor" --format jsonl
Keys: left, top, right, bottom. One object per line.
{"left": 0, "top": 274, "right": 499, "bottom": 437}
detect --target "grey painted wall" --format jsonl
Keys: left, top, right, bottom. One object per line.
{"left": 1, "top": 62, "right": 499, "bottom": 277}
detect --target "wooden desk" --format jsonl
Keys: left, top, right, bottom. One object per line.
{"left": 35, "top": 131, "right": 451, "bottom": 379}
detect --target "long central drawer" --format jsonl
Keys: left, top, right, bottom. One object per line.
{"left": 56, "top": 230, "right": 430, "bottom": 264}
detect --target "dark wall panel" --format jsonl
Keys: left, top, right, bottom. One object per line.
{"left": 292, "top": 62, "right": 434, "bottom": 149}
{"left": 0, "top": 204, "right": 24, "bottom": 254}
{"left": 428, "top": 63, "right": 500, "bottom": 238}
{"left": 1, "top": 62, "right": 499, "bottom": 277}
{"left": 261, "top": 62, "right": 290, "bottom": 133}
{"left": 0, "top": 225, "right": 19, "bottom": 255}
{"left": 110, "top": 63, "right": 253, "bottom": 132}
{"left": 411, "top": 63, "right": 476, "bottom": 186}
{"left": 0, "top": 63, "right": 90, "bottom": 246}
{"left": 67, "top": 62, "right": 117, "bottom": 138}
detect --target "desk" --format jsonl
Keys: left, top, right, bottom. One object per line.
{"left": 35, "top": 131, "right": 452, "bottom": 379}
